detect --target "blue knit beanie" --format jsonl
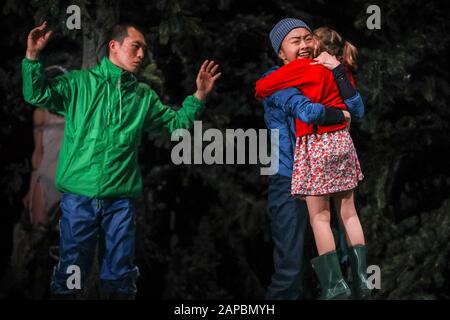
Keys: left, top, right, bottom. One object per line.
{"left": 269, "top": 18, "right": 312, "bottom": 54}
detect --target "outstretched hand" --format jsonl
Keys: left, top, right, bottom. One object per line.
{"left": 26, "top": 21, "right": 53, "bottom": 60}
{"left": 194, "top": 60, "right": 221, "bottom": 101}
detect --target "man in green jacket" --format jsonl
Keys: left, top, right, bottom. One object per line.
{"left": 22, "top": 21, "right": 221, "bottom": 299}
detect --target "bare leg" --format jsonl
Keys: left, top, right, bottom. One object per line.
{"left": 305, "top": 195, "right": 336, "bottom": 255}
{"left": 332, "top": 190, "right": 365, "bottom": 247}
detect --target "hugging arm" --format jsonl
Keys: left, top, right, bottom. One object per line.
{"left": 332, "top": 64, "right": 365, "bottom": 120}
{"left": 267, "top": 87, "right": 347, "bottom": 125}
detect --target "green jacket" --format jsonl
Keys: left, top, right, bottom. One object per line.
{"left": 22, "top": 57, "right": 204, "bottom": 198}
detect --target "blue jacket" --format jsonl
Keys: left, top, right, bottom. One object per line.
{"left": 261, "top": 67, "right": 365, "bottom": 178}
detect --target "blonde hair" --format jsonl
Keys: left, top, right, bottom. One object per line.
{"left": 313, "top": 27, "right": 358, "bottom": 70}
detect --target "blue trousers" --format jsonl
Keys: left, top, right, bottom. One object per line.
{"left": 50, "top": 193, "right": 139, "bottom": 296}
{"left": 266, "top": 174, "right": 309, "bottom": 299}
{"left": 266, "top": 174, "right": 349, "bottom": 300}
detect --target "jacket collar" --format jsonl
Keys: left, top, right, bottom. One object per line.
{"left": 92, "top": 57, "right": 137, "bottom": 87}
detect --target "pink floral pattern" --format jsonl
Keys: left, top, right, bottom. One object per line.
{"left": 291, "top": 128, "right": 364, "bottom": 197}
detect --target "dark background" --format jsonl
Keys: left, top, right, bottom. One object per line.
{"left": 0, "top": 0, "right": 449, "bottom": 299}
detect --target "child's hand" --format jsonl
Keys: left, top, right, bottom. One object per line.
{"left": 343, "top": 110, "right": 351, "bottom": 130}
{"left": 194, "top": 60, "right": 221, "bottom": 101}
{"left": 311, "top": 52, "right": 340, "bottom": 70}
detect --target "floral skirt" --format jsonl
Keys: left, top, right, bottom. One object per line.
{"left": 291, "top": 129, "right": 364, "bottom": 197}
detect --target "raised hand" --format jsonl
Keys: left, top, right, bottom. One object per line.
{"left": 26, "top": 21, "right": 53, "bottom": 60}
{"left": 194, "top": 60, "right": 221, "bottom": 101}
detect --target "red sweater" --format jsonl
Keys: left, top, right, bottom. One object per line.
{"left": 255, "top": 58, "right": 353, "bottom": 137}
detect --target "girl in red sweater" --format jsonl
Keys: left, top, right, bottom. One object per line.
{"left": 256, "top": 27, "right": 369, "bottom": 299}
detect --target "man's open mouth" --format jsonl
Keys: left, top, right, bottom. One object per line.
{"left": 298, "top": 52, "right": 311, "bottom": 58}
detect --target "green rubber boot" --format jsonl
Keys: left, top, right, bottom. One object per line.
{"left": 311, "top": 250, "right": 351, "bottom": 300}
{"left": 348, "top": 244, "right": 371, "bottom": 299}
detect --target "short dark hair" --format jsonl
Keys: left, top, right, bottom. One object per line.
{"left": 107, "top": 22, "right": 145, "bottom": 43}
{"left": 105, "top": 22, "right": 145, "bottom": 56}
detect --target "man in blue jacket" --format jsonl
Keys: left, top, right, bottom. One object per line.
{"left": 261, "top": 18, "right": 364, "bottom": 299}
